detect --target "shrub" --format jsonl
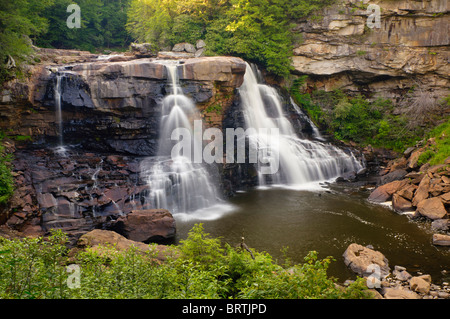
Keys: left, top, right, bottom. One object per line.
{"left": 0, "top": 224, "right": 372, "bottom": 299}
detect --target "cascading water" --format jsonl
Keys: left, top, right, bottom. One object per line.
{"left": 54, "top": 73, "right": 67, "bottom": 155}
{"left": 140, "top": 62, "right": 232, "bottom": 220}
{"left": 239, "top": 63, "right": 363, "bottom": 187}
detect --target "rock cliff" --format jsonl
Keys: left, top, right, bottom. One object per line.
{"left": 292, "top": 0, "right": 449, "bottom": 102}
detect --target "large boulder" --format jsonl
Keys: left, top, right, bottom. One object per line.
{"left": 410, "top": 275, "right": 431, "bottom": 294}
{"left": 383, "top": 287, "right": 420, "bottom": 299}
{"left": 77, "top": 229, "right": 171, "bottom": 262}
{"left": 113, "top": 209, "right": 176, "bottom": 243}
{"left": 416, "top": 197, "right": 447, "bottom": 220}
{"left": 343, "top": 243, "right": 390, "bottom": 279}
{"left": 368, "top": 180, "right": 409, "bottom": 203}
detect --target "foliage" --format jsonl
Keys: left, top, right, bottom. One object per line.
{"left": 127, "top": 0, "right": 334, "bottom": 77}
{"left": 290, "top": 80, "right": 435, "bottom": 152}
{"left": 0, "top": 224, "right": 372, "bottom": 299}
{"left": 0, "top": 0, "right": 53, "bottom": 81}
{"left": 35, "top": 0, "right": 131, "bottom": 52}
{"left": 417, "top": 119, "right": 450, "bottom": 166}
{"left": 0, "top": 136, "right": 14, "bottom": 205}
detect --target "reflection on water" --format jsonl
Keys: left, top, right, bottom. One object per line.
{"left": 174, "top": 183, "right": 450, "bottom": 283}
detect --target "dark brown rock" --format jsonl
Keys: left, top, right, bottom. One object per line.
{"left": 412, "top": 175, "right": 430, "bottom": 206}
{"left": 114, "top": 209, "right": 176, "bottom": 243}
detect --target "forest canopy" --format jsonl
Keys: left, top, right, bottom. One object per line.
{"left": 1, "top": 0, "right": 333, "bottom": 78}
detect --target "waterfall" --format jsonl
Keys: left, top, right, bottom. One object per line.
{"left": 141, "top": 61, "right": 233, "bottom": 220}
{"left": 54, "top": 73, "right": 67, "bottom": 155}
{"left": 239, "top": 63, "right": 363, "bottom": 187}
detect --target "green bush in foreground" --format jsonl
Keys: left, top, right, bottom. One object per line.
{"left": 0, "top": 225, "right": 372, "bottom": 299}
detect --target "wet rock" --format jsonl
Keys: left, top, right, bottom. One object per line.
{"left": 113, "top": 209, "right": 176, "bottom": 243}
{"left": 431, "top": 219, "right": 449, "bottom": 231}
{"left": 393, "top": 266, "right": 412, "bottom": 281}
{"left": 432, "top": 234, "right": 450, "bottom": 246}
{"left": 379, "top": 169, "right": 408, "bottom": 185}
{"left": 392, "top": 193, "right": 413, "bottom": 213}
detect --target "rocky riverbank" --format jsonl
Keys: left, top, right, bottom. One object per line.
{"left": 342, "top": 243, "right": 449, "bottom": 299}
{"left": 366, "top": 139, "right": 450, "bottom": 247}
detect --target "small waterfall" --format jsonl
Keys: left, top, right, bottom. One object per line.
{"left": 239, "top": 63, "right": 363, "bottom": 187}
{"left": 54, "top": 73, "right": 67, "bottom": 155}
{"left": 141, "top": 62, "right": 231, "bottom": 219}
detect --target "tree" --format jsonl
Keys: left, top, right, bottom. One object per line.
{"left": 0, "top": 0, "right": 53, "bottom": 81}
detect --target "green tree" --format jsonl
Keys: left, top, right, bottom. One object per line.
{"left": 0, "top": 0, "right": 53, "bottom": 81}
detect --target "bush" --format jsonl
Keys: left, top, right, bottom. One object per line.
{"left": 0, "top": 224, "right": 372, "bottom": 299}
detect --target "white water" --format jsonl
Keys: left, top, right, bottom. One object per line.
{"left": 141, "top": 62, "right": 233, "bottom": 219}
{"left": 239, "top": 63, "right": 363, "bottom": 187}
{"left": 54, "top": 74, "right": 67, "bottom": 155}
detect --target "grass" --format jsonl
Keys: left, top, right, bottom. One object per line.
{"left": 419, "top": 119, "right": 450, "bottom": 165}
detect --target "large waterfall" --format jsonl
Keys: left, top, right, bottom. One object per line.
{"left": 140, "top": 62, "right": 232, "bottom": 220}
{"left": 239, "top": 63, "right": 363, "bottom": 187}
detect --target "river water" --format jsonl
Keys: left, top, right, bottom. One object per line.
{"left": 174, "top": 182, "right": 450, "bottom": 284}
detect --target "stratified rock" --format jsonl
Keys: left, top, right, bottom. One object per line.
{"left": 113, "top": 209, "right": 176, "bottom": 243}
{"left": 416, "top": 197, "right": 447, "bottom": 220}
{"left": 433, "top": 234, "right": 450, "bottom": 246}
{"left": 343, "top": 243, "right": 390, "bottom": 278}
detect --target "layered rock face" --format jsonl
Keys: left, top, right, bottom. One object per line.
{"left": 26, "top": 55, "right": 246, "bottom": 155}
{"left": 292, "top": 0, "right": 449, "bottom": 102}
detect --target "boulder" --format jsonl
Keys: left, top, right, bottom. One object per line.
{"left": 416, "top": 197, "right": 447, "bottom": 220}
{"left": 380, "top": 169, "right": 408, "bottom": 185}
{"left": 393, "top": 266, "right": 412, "bottom": 281}
{"left": 130, "top": 43, "right": 156, "bottom": 57}
{"left": 396, "top": 184, "right": 417, "bottom": 201}
{"left": 410, "top": 276, "right": 431, "bottom": 294}
{"left": 343, "top": 243, "right": 390, "bottom": 278}
{"left": 412, "top": 175, "right": 430, "bottom": 206}
{"left": 196, "top": 39, "right": 206, "bottom": 49}
{"left": 113, "top": 209, "right": 176, "bottom": 243}
{"left": 392, "top": 193, "right": 413, "bottom": 213}
{"left": 77, "top": 229, "right": 171, "bottom": 262}
{"left": 432, "top": 234, "right": 450, "bottom": 246}
{"left": 383, "top": 287, "right": 420, "bottom": 299}
{"left": 172, "top": 42, "right": 196, "bottom": 53}
{"left": 431, "top": 219, "right": 449, "bottom": 231}
{"left": 368, "top": 180, "right": 409, "bottom": 203}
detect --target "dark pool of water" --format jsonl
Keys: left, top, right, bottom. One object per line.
{"left": 174, "top": 183, "right": 450, "bottom": 283}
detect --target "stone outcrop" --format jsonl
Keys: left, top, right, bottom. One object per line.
{"left": 292, "top": 0, "right": 449, "bottom": 104}
{"left": 112, "top": 209, "right": 176, "bottom": 243}
{"left": 0, "top": 50, "right": 246, "bottom": 156}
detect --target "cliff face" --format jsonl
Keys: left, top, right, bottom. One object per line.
{"left": 292, "top": 0, "right": 449, "bottom": 102}
{"left": 1, "top": 51, "right": 246, "bottom": 155}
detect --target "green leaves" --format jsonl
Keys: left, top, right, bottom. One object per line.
{"left": 0, "top": 225, "right": 371, "bottom": 299}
